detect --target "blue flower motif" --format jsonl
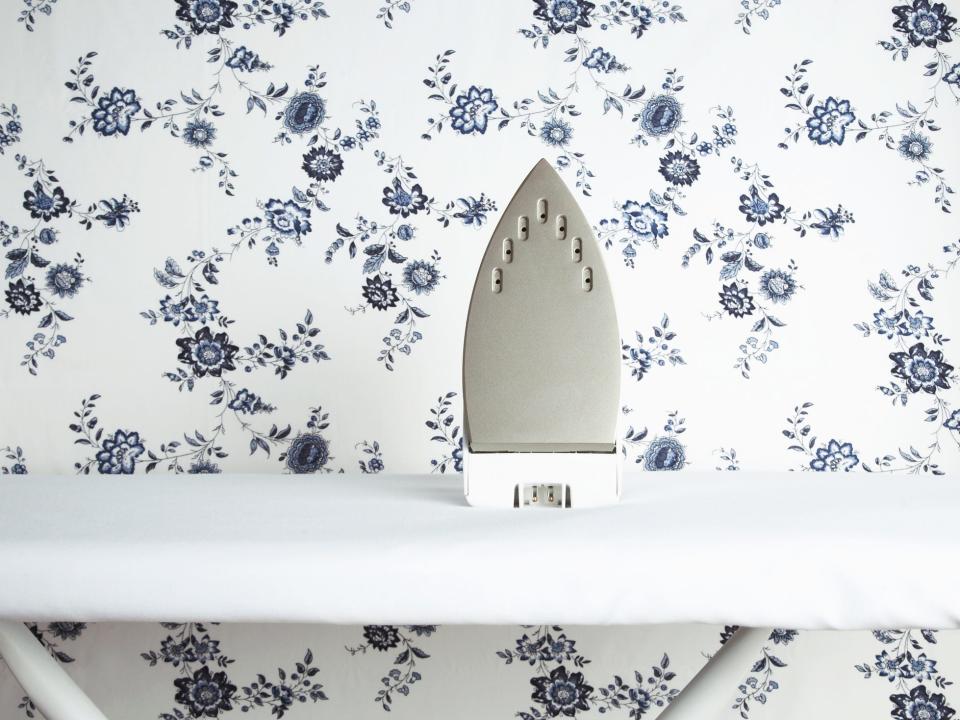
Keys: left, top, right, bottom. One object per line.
{"left": 875, "top": 650, "right": 909, "bottom": 682}
{"left": 898, "top": 309, "right": 935, "bottom": 338}
{"left": 890, "top": 342, "right": 953, "bottom": 394}
{"left": 753, "top": 232, "right": 771, "bottom": 248}
{"left": 403, "top": 260, "right": 440, "bottom": 295}
{"left": 38, "top": 228, "right": 58, "bottom": 244}
{"left": 805, "top": 97, "right": 855, "bottom": 146}
{"left": 225, "top": 46, "right": 268, "bottom": 72}
{"left": 382, "top": 179, "right": 428, "bottom": 217}
{"left": 739, "top": 186, "right": 785, "bottom": 226}
{"left": 719, "top": 282, "right": 756, "bottom": 318}
{"left": 182, "top": 118, "right": 217, "bottom": 148}
{"left": 396, "top": 224, "right": 415, "bottom": 241}
{"left": 658, "top": 151, "right": 700, "bottom": 186}
{"left": 188, "top": 294, "right": 221, "bottom": 323}
{"left": 890, "top": 684, "right": 955, "bottom": 720}
{"left": 95, "top": 430, "right": 145, "bottom": 474}
{"left": 45, "top": 263, "right": 84, "bottom": 298}
{"left": 23, "top": 182, "right": 70, "bottom": 221}
{"left": 160, "top": 295, "right": 190, "bottom": 326}
{"left": 810, "top": 206, "right": 854, "bottom": 237}
{"left": 944, "top": 409, "right": 960, "bottom": 431}
{"left": 188, "top": 460, "right": 221, "bottom": 473}
{"left": 265, "top": 199, "right": 312, "bottom": 239}
{"left": 283, "top": 92, "right": 326, "bottom": 135}
{"left": 892, "top": 0, "right": 957, "bottom": 48}
{"left": 758, "top": 269, "right": 797, "bottom": 304}
{"left": 453, "top": 194, "right": 496, "bottom": 226}
{"left": 583, "top": 47, "right": 626, "bottom": 73}
{"left": 173, "top": 666, "right": 236, "bottom": 718}
{"left": 873, "top": 308, "right": 903, "bottom": 337}
{"left": 91, "top": 87, "right": 141, "bottom": 137}
{"left": 286, "top": 432, "right": 331, "bottom": 473}
{"left": 809, "top": 439, "right": 859, "bottom": 471}
{"left": 530, "top": 665, "right": 593, "bottom": 716}
{"left": 946, "top": 62, "right": 960, "bottom": 85}
{"left": 533, "top": 0, "right": 595, "bottom": 34}
{"left": 175, "top": 0, "right": 238, "bottom": 35}
{"left": 768, "top": 628, "right": 798, "bottom": 645}
{"left": 176, "top": 326, "right": 239, "bottom": 378}
{"left": 95, "top": 195, "right": 138, "bottom": 229}
{"left": 5, "top": 279, "right": 41, "bottom": 316}
{"left": 905, "top": 653, "right": 939, "bottom": 681}
{"left": 643, "top": 436, "right": 686, "bottom": 471}
{"left": 640, "top": 94, "right": 682, "bottom": 137}
{"left": 301, "top": 147, "right": 344, "bottom": 182}
{"left": 898, "top": 131, "right": 933, "bottom": 162}
{"left": 539, "top": 117, "right": 574, "bottom": 147}
{"left": 449, "top": 86, "right": 498, "bottom": 135}
{"left": 621, "top": 200, "right": 668, "bottom": 243}
{"left": 227, "top": 388, "right": 271, "bottom": 414}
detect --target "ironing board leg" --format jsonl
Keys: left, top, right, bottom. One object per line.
{"left": 0, "top": 621, "right": 109, "bottom": 720}
{"left": 658, "top": 627, "right": 771, "bottom": 720}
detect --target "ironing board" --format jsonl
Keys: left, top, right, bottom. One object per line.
{"left": 1, "top": 472, "right": 958, "bottom": 719}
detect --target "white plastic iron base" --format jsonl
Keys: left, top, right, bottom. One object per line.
{"left": 463, "top": 448, "right": 621, "bottom": 507}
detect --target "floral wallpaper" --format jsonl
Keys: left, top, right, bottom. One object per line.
{"left": 1, "top": 0, "right": 959, "bottom": 718}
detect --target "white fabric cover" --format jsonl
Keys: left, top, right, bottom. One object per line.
{"left": 1, "top": 472, "right": 957, "bottom": 629}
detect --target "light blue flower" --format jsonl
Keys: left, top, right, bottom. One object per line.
{"left": 639, "top": 95, "right": 682, "bottom": 137}
{"left": 898, "top": 131, "right": 933, "bottom": 162}
{"left": 182, "top": 119, "right": 216, "bottom": 148}
{"left": 621, "top": 200, "right": 668, "bottom": 242}
{"left": 96, "top": 430, "right": 145, "bottom": 474}
{"left": 643, "top": 437, "right": 686, "bottom": 471}
{"left": 45, "top": 263, "right": 84, "bottom": 298}
{"left": 403, "top": 260, "right": 440, "bottom": 295}
{"left": 539, "top": 117, "right": 573, "bottom": 147}
{"left": 449, "top": 86, "right": 498, "bottom": 135}
{"left": 805, "top": 97, "right": 855, "bottom": 146}
{"left": 809, "top": 439, "right": 858, "bottom": 471}
{"left": 265, "top": 199, "right": 312, "bottom": 238}
{"left": 283, "top": 93, "right": 326, "bottom": 135}
{"left": 758, "top": 268, "right": 797, "bottom": 304}
{"left": 898, "top": 310, "right": 934, "bottom": 339}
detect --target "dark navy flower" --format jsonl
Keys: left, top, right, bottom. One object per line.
{"left": 810, "top": 205, "right": 854, "bottom": 237}
{"left": 366, "top": 116, "right": 381, "bottom": 130}
{"left": 625, "top": 346, "right": 651, "bottom": 380}
{"left": 540, "top": 117, "right": 573, "bottom": 147}
{"left": 898, "top": 309, "right": 935, "bottom": 338}
{"left": 407, "top": 625, "right": 436, "bottom": 636}
{"left": 873, "top": 308, "right": 903, "bottom": 337}
{"left": 47, "top": 622, "right": 86, "bottom": 641}
{"left": 285, "top": 432, "right": 331, "bottom": 473}
{"left": 758, "top": 269, "right": 797, "bottom": 304}
{"left": 95, "top": 195, "right": 138, "bottom": 229}
{"left": 10, "top": 463, "right": 27, "bottom": 474}
{"left": 173, "top": 665, "right": 236, "bottom": 718}
{"left": 515, "top": 634, "right": 547, "bottom": 664}
{"left": 890, "top": 684, "right": 955, "bottom": 720}
{"left": 283, "top": 93, "right": 326, "bottom": 135}
{"left": 176, "top": 326, "right": 239, "bottom": 378}
{"left": 449, "top": 86, "right": 498, "bottom": 135}
{"left": 892, "top": 0, "right": 956, "bottom": 47}
{"left": 805, "top": 97, "right": 855, "bottom": 145}
{"left": 225, "top": 46, "right": 268, "bottom": 72}
{"left": 533, "top": 0, "right": 595, "bottom": 34}
{"left": 905, "top": 653, "right": 939, "bottom": 681}
{"left": 5, "top": 279, "right": 42, "bottom": 315}
{"left": 898, "top": 131, "right": 933, "bottom": 162}
{"left": 188, "top": 460, "right": 221, "bottom": 474}
{"left": 91, "top": 88, "right": 141, "bottom": 137}
{"left": 160, "top": 295, "right": 190, "bottom": 326}
{"left": 265, "top": 199, "right": 312, "bottom": 239}
{"left": 175, "top": 0, "right": 238, "bottom": 35}
{"left": 301, "top": 147, "right": 344, "bottom": 182}
{"left": 719, "top": 282, "right": 756, "bottom": 318}
{"left": 768, "top": 628, "right": 798, "bottom": 645}
{"left": 367, "top": 457, "right": 384, "bottom": 472}
{"left": 396, "top": 224, "right": 415, "bottom": 241}
{"left": 23, "top": 182, "right": 70, "bottom": 221}
{"left": 452, "top": 437, "right": 464, "bottom": 472}
{"left": 583, "top": 47, "right": 626, "bottom": 72}
{"left": 658, "top": 151, "right": 700, "bottom": 186}
{"left": 382, "top": 179, "right": 428, "bottom": 217}
{"left": 875, "top": 650, "right": 909, "bottom": 682}
{"left": 640, "top": 94, "right": 682, "bottom": 136}
{"left": 454, "top": 194, "right": 496, "bottom": 226}
{"left": 946, "top": 62, "right": 960, "bottom": 85}
{"left": 227, "top": 388, "right": 270, "bottom": 414}
{"left": 643, "top": 436, "right": 686, "bottom": 471}
{"left": 530, "top": 665, "right": 593, "bottom": 716}
{"left": 739, "top": 187, "right": 785, "bottom": 226}
{"left": 187, "top": 294, "right": 220, "bottom": 323}
{"left": 340, "top": 135, "right": 356, "bottom": 149}
{"left": 621, "top": 200, "right": 668, "bottom": 243}
{"left": 45, "top": 263, "right": 84, "bottom": 298}
{"left": 362, "top": 275, "right": 400, "bottom": 310}
{"left": 809, "top": 440, "right": 859, "bottom": 471}
{"left": 630, "top": 5, "right": 654, "bottom": 36}
{"left": 182, "top": 119, "right": 216, "bottom": 148}
{"left": 890, "top": 342, "right": 953, "bottom": 393}
{"left": 403, "top": 260, "right": 440, "bottom": 295}
{"left": 96, "top": 430, "right": 145, "bottom": 474}
{"left": 543, "top": 634, "right": 576, "bottom": 662}
{"left": 363, "top": 625, "right": 400, "bottom": 651}
{"left": 945, "top": 409, "right": 960, "bottom": 431}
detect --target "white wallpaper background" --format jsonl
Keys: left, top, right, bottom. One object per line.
{"left": 1, "top": 0, "right": 959, "bottom": 718}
